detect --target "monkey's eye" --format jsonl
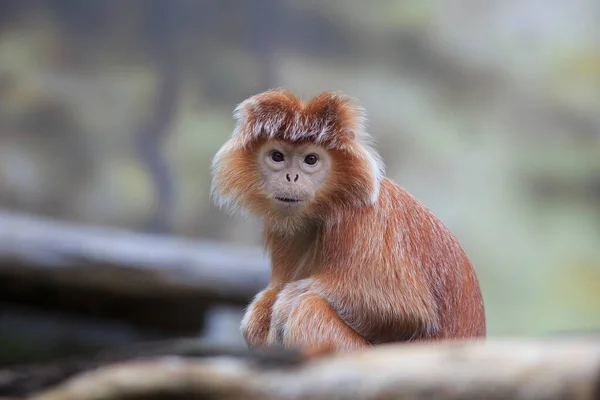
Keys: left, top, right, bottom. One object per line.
{"left": 270, "top": 151, "right": 285, "bottom": 163}
{"left": 304, "top": 154, "right": 318, "bottom": 166}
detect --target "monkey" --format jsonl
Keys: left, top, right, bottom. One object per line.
{"left": 211, "top": 89, "right": 486, "bottom": 352}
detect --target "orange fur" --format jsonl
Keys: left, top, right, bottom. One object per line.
{"left": 212, "top": 89, "right": 486, "bottom": 352}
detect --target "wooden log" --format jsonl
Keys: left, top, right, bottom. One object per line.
{"left": 0, "top": 338, "right": 305, "bottom": 397}
{"left": 0, "top": 210, "right": 269, "bottom": 300}
{"left": 0, "top": 210, "right": 269, "bottom": 333}
{"left": 6, "top": 338, "right": 600, "bottom": 400}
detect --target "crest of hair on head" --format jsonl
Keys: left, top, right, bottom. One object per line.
{"left": 211, "top": 89, "right": 386, "bottom": 215}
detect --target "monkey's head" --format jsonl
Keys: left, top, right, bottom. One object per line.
{"left": 211, "top": 89, "right": 385, "bottom": 232}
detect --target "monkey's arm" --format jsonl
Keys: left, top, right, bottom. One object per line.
{"left": 270, "top": 282, "right": 371, "bottom": 352}
{"left": 240, "top": 287, "right": 280, "bottom": 348}
{"left": 284, "top": 292, "right": 371, "bottom": 351}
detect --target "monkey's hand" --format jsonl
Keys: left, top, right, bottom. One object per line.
{"left": 269, "top": 280, "right": 371, "bottom": 352}
{"left": 240, "top": 287, "right": 280, "bottom": 348}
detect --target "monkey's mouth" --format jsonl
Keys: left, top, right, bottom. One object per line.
{"left": 275, "top": 197, "right": 301, "bottom": 203}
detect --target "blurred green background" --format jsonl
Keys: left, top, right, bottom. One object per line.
{"left": 0, "top": 0, "right": 599, "bottom": 340}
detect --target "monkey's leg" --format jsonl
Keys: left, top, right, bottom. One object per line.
{"left": 240, "top": 287, "right": 279, "bottom": 348}
{"left": 283, "top": 292, "right": 371, "bottom": 351}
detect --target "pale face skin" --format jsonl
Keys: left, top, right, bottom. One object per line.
{"left": 256, "top": 140, "right": 332, "bottom": 215}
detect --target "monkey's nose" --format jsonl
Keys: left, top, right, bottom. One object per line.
{"left": 285, "top": 174, "right": 299, "bottom": 183}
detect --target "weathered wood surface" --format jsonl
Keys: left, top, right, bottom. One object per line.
{"left": 0, "top": 338, "right": 305, "bottom": 397}
{"left": 3, "top": 338, "right": 600, "bottom": 400}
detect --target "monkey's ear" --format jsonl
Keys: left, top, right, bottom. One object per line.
{"left": 307, "top": 91, "right": 385, "bottom": 205}
{"left": 304, "top": 91, "right": 367, "bottom": 144}
{"left": 232, "top": 89, "right": 301, "bottom": 144}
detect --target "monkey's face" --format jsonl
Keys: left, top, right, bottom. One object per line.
{"left": 256, "top": 140, "right": 332, "bottom": 215}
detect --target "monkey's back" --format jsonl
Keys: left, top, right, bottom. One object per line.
{"left": 320, "top": 177, "right": 486, "bottom": 342}
{"left": 381, "top": 178, "right": 486, "bottom": 339}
